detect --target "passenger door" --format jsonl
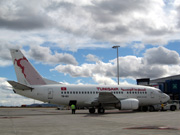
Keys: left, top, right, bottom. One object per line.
{"left": 48, "top": 88, "right": 53, "bottom": 99}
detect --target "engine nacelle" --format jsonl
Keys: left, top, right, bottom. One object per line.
{"left": 118, "top": 98, "right": 139, "bottom": 110}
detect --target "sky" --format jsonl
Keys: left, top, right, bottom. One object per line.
{"left": 1, "top": 0, "right": 180, "bottom": 106}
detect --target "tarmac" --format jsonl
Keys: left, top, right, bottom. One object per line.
{"left": 0, "top": 108, "right": 180, "bottom": 135}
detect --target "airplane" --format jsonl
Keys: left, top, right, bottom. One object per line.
{"left": 7, "top": 49, "right": 170, "bottom": 114}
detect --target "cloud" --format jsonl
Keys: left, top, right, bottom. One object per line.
{"left": 52, "top": 47, "right": 180, "bottom": 81}
{"left": 27, "top": 46, "right": 78, "bottom": 65}
{"left": 88, "top": 0, "right": 151, "bottom": 22}
{"left": 85, "top": 54, "right": 101, "bottom": 62}
{"left": 0, "top": 77, "right": 42, "bottom": 106}
{"left": 143, "top": 46, "right": 180, "bottom": 65}
{"left": 0, "top": 77, "right": 12, "bottom": 91}
{"left": 174, "top": 0, "right": 180, "bottom": 28}
{"left": 92, "top": 74, "right": 117, "bottom": 85}
{"left": 0, "top": 42, "right": 21, "bottom": 67}
{"left": 83, "top": 0, "right": 177, "bottom": 45}
{"left": 0, "top": 0, "right": 179, "bottom": 52}
{"left": 0, "top": 44, "right": 78, "bottom": 67}
{"left": 0, "top": 0, "right": 52, "bottom": 31}
{"left": 131, "top": 43, "right": 145, "bottom": 54}
{"left": 54, "top": 64, "right": 93, "bottom": 77}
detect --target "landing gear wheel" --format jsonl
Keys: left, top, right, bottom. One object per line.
{"left": 98, "top": 108, "right": 105, "bottom": 114}
{"left": 149, "top": 106, "right": 155, "bottom": 112}
{"left": 142, "top": 106, "right": 148, "bottom": 112}
{"left": 89, "top": 108, "right": 96, "bottom": 114}
{"left": 170, "top": 106, "right": 176, "bottom": 111}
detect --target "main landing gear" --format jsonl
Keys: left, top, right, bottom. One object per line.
{"left": 98, "top": 107, "right": 105, "bottom": 114}
{"left": 89, "top": 108, "right": 95, "bottom": 114}
{"left": 89, "top": 107, "right": 105, "bottom": 114}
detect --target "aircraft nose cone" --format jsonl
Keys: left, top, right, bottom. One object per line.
{"left": 166, "top": 94, "right": 170, "bottom": 101}
{"left": 163, "top": 94, "right": 170, "bottom": 102}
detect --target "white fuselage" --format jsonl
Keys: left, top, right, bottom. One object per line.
{"left": 14, "top": 84, "right": 169, "bottom": 108}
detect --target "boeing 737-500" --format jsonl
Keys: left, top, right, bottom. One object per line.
{"left": 8, "top": 49, "right": 170, "bottom": 113}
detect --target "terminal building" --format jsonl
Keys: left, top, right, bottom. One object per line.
{"left": 137, "top": 75, "right": 180, "bottom": 100}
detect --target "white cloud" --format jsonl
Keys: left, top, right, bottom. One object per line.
{"left": 143, "top": 46, "right": 180, "bottom": 65}
{"left": 0, "top": 77, "right": 42, "bottom": 106}
{"left": 54, "top": 64, "right": 93, "bottom": 77}
{"left": 0, "top": 77, "right": 12, "bottom": 91}
{"left": 0, "top": 43, "right": 78, "bottom": 67}
{"left": 52, "top": 47, "right": 180, "bottom": 81}
{"left": 0, "top": 0, "right": 179, "bottom": 52}
{"left": 85, "top": 54, "right": 101, "bottom": 62}
{"left": 92, "top": 74, "right": 116, "bottom": 85}
{"left": 27, "top": 45, "right": 78, "bottom": 65}
{"left": 132, "top": 43, "right": 145, "bottom": 54}
{"left": 0, "top": 42, "right": 21, "bottom": 67}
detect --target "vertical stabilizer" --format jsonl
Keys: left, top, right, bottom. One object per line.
{"left": 10, "top": 49, "right": 46, "bottom": 85}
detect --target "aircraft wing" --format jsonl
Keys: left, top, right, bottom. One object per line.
{"left": 98, "top": 91, "right": 120, "bottom": 104}
{"left": 7, "top": 80, "right": 33, "bottom": 90}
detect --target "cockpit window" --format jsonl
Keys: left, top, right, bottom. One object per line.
{"left": 158, "top": 90, "right": 163, "bottom": 93}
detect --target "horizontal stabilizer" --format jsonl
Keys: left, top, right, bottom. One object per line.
{"left": 7, "top": 80, "right": 33, "bottom": 90}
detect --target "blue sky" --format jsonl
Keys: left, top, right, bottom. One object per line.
{"left": 1, "top": 0, "right": 180, "bottom": 106}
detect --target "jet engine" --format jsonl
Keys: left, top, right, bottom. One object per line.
{"left": 115, "top": 98, "right": 139, "bottom": 110}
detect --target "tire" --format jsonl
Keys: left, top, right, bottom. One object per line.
{"left": 170, "top": 105, "right": 176, "bottom": 111}
{"left": 149, "top": 106, "right": 155, "bottom": 112}
{"left": 98, "top": 108, "right": 105, "bottom": 114}
{"left": 89, "top": 108, "right": 95, "bottom": 114}
{"left": 142, "top": 106, "right": 148, "bottom": 112}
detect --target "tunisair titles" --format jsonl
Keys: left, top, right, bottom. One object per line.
{"left": 96, "top": 87, "right": 146, "bottom": 91}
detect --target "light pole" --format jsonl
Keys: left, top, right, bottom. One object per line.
{"left": 112, "top": 46, "right": 120, "bottom": 85}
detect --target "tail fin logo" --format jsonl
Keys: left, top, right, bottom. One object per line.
{"left": 14, "top": 57, "right": 28, "bottom": 78}
{"left": 13, "top": 55, "right": 46, "bottom": 85}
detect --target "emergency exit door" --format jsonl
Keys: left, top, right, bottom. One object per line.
{"left": 48, "top": 88, "right": 53, "bottom": 99}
